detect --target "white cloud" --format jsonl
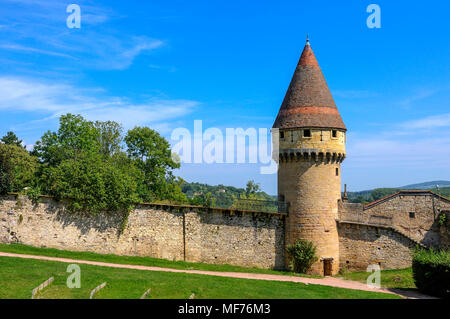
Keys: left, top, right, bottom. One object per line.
{"left": 349, "top": 136, "right": 450, "bottom": 162}
{"left": 397, "top": 88, "right": 439, "bottom": 107}
{"left": 148, "top": 64, "right": 177, "bottom": 73}
{"left": 0, "top": 2, "right": 162, "bottom": 71}
{"left": 399, "top": 113, "right": 450, "bottom": 130}
{"left": 0, "top": 77, "right": 198, "bottom": 130}
{"left": 0, "top": 35, "right": 164, "bottom": 71}
{"left": 107, "top": 38, "right": 164, "bottom": 70}
{"left": 347, "top": 113, "right": 450, "bottom": 170}
{"left": 0, "top": 44, "right": 76, "bottom": 59}
{"left": 80, "top": 103, "right": 196, "bottom": 129}
{"left": 82, "top": 13, "right": 110, "bottom": 25}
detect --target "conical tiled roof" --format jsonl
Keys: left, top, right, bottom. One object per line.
{"left": 273, "top": 38, "right": 346, "bottom": 130}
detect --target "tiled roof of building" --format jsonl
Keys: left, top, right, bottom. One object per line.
{"left": 273, "top": 37, "right": 346, "bottom": 130}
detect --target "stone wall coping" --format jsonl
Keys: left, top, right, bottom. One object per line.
{"left": 363, "top": 190, "right": 450, "bottom": 210}
{"left": 4, "top": 193, "right": 288, "bottom": 218}
{"left": 336, "top": 219, "right": 426, "bottom": 247}
{"left": 337, "top": 219, "right": 392, "bottom": 230}
{"left": 138, "top": 202, "right": 288, "bottom": 217}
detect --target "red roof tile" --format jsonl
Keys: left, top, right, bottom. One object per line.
{"left": 273, "top": 39, "right": 346, "bottom": 130}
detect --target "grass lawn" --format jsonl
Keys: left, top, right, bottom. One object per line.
{"left": 336, "top": 268, "right": 416, "bottom": 290}
{"left": 0, "top": 256, "right": 401, "bottom": 299}
{"left": 0, "top": 243, "right": 318, "bottom": 278}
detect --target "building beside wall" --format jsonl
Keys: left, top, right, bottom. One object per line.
{"left": 338, "top": 190, "right": 449, "bottom": 272}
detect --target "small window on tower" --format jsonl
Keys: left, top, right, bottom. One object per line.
{"left": 280, "top": 131, "right": 284, "bottom": 139}
{"left": 303, "top": 129, "right": 311, "bottom": 137}
{"left": 332, "top": 130, "right": 337, "bottom": 138}
{"left": 409, "top": 212, "right": 415, "bottom": 219}
{"left": 290, "top": 131, "right": 294, "bottom": 142}
{"left": 336, "top": 168, "right": 339, "bottom": 176}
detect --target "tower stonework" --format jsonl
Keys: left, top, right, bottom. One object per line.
{"left": 273, "top": 38, "right": 346, "bottom": 276}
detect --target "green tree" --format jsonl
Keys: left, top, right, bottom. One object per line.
{"left": 32, "top": 114, "right": 100, "bottom": 165}
{"left": 125, "top": 126, "right": 181, "bottom": 202}
{"left": 1, "top": 132, "right": 23, "bottom": 148}
{"left": 27, "top": 114, "right": 189, "bottom": 212}
{"left": 0, "top": 144, "right": 38, "bottom": 194}
{"left": 33, "top": 114, "right": 139, "bottom": 214}
{"left": 94, "top": 120, "right": 123, "bottom": 157}
{"left": 41, "top": 152, "right": 139, "bottom": 214}
{"left": 245, "top": 180, "right": 261, "bottom": 197}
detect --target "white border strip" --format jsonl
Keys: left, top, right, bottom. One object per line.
{"left": 90, "top": 282, "right": 107, "bottom": 299}
{"left": 31, "top": 277, "right": 54, "bottom": 299}
{"left": 140, "top": 288, "right": 151, "bottom": 299}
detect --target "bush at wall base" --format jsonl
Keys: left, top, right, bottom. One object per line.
{"left": 286, "top": 239, "right": 318, "bottom": 274}
{"left": 412, "top": 247, "right": 450, "bottom": 298}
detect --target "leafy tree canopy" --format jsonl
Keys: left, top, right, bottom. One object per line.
{"left": 29, "top": 114, "right": 187, "bottom": 213}
{"left": 125, "top": 126, "right": 183, "bottom": 202}
{"left": 40, "top": 152, "right": 139, "bottom": 214}
{"left": 1, "top": 131, "right": 23, "bottom": 148}
{"left": 0, "top": 144, "right": 38, "bottom": 194}
{"left": 94, "top": 120, "right": 123, "bottom": 157}
{"left": 245, "top": 180, "right": 261, "bottom": 197}
{"left": 32, "top": 114, "right": 101, "bottom": 165}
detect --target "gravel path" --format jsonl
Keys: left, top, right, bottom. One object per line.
{"left": 0, "top": 251, "right": 435, "bottom": 299}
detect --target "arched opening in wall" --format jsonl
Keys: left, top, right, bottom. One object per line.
{"left": 336, "top": 168, "right": 339, "bottom": 176}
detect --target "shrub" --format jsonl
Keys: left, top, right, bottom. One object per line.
{"left": 41, "top": 153, "right": 139, "bottom": 215}
{"left": 439, "top": 212, "right": 447, "bottom": 227}
{"left": 119, "top": 212, "right": 129, "bottom": 235}
{"left": 0, "top": 144, "right": 38, "bottom": 194}
{"left": 203, "top": 192, "right": 215, "bottom": 207}
{"left": 412, "top": 247, "right": 450, "bottom": 298}
{"left": 25, "top": 186, "right": 41, "bottom": 205}
{"left": 286, "top": 239, "right": 318, "bottom": 273}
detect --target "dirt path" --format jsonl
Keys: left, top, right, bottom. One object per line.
{"left": 0, "top": 251, "right": 434, "bottom": 299}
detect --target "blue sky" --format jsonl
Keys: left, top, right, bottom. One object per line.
{"left": 0, "top": 0, "right": 449, "bottom": 194}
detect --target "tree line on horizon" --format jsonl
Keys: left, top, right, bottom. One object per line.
{"left": 182, "top": 181, "right": 276, "bottom": 209}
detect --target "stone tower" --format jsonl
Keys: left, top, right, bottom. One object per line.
{"left": 273, "top": 37, "right": 346, "bottom": 276}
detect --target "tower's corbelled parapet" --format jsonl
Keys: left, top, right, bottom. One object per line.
{"left": 273, "top": 37, "right": 346, "bottom": 276}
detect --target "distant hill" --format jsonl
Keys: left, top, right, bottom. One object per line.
{"left": 181, "top": 182, "right": 276, "bottom": 208}
{"left": 346, "top": 181, "right": 450, "bottom": 204}
{"left": 398, "top": 180, "right": 450, "bottom": 189}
